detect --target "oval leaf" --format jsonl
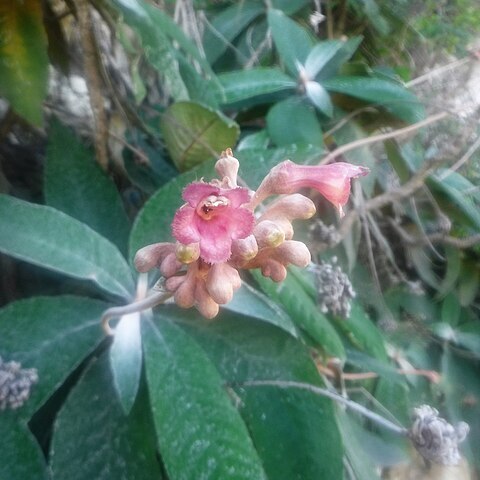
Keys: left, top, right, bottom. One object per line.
{"left": 323, "top": 76, "right": 425, "bottom": 123}
{"left": 160, "top": 101, "right": 240, "bottom": 171}
{"left": 267, "top": 97, "right": 324, "bottom": 147}
{"left": 305, "top": 81, "right": 333, "bottom": 117}
{"left": 0, "top": 296, "right": 109, "bottom": 418}
{"left": 50, "top": 355, "right": 163, "bottom": 480}
{"left": 0, "top": 195, "right": 134, "bottom": 299}
{"left": 143, "top": 316, "right": 267, "bottom": 480}
{"left": 267, "top": 9, "right": 313, "bottom": 77}
{"left": 217, "top": 68, "right": 296, "bottom": 106}
{"left": 45, "top": 119, "right": 131, "bottom": 256}
{"left": 0, "top": 1, "right": 48, "bottom": 125}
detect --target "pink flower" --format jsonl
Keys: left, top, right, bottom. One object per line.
{"left": 172, "top": 182, "right": 255, "bottom": 264}
{"left": 253, "top": 160, "right": 369, "bottom": 215}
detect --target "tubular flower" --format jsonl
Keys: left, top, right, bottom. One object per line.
{"left": 134, "top": 149, "right": 368, "bottom": 318}
{"left": 253, "top": 160, "right": 369, "bottom": 215}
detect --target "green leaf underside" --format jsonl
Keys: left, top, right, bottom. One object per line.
{"left": 0, "top": 296, "right": 108, "bottom": 418}
{"left": 160, "top": 101, "right": 240, "bottom": 171}
{"left": 143, "top": 316, "right": 267, "bottom": 480}
{"left": 109, "top": 312, "right": 143, "bottom": 415}
{"left": 45, "top": 119, "right": 131, "bottom": 256}
{"left": 217, "top": 68, "right": 296, "bottom": 105}
{"left": 50, "top": 355, "right": 163, "bottom": 480}
{"left": 251, "top": 270, "right": 346, "bottom": 360}
{"left": 323, "top": 76, "right": 425, "bottom": 123}
{"left": 0, "top": 1, "right": 48, "bottom": 125}
{"left": 0, "top": 416, "right": 48, "bottom": 480}
{"left": 0, "top": 195, "right": 134, "bottom": 299}
{"left": 173, "top": 308, "right": 343, "bottom": 480}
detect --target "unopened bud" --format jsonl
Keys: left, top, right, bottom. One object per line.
{"left": 195, "top": 281, "right": 220, "bottom": 319}
{"left": 206, "top": 263, "right": 241, "bottom": 304}
{"left": 254, "top": 220, "right": 285, "bottom": 248}
{"left": 215, "top": 148, "right": 240, "bottom": 187}
{"left": 176, "top": 242, "right": 200, "bottom": 264}
{"left": 230, "top": 235, "right": 259, "bottom": 266}
{"left": 134, "top": 243, "right": 175, "bottom": 272}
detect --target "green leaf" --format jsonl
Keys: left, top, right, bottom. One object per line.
{"left": 217, "top": 67, "right": 296, "bottom": 106}
{"left": 458, "top": 261, "right": 479, "bottom": 307}
{"left": 0, "top": 195, "right": 135, "bottom": 299}
{"left": 384, "top": 139, "right": 411, "bottom": 183}
{"left": 337, "top": 302, "right": 388, "bottom": 361}
{"left": 428, "top": 171, "right": 480, "bottom": 230}
{"left": 0, "top": 0, "right": 48, "bottom": 125}
{"left": 271, "top": 0, "right": 310, "bottom": 14}
{"left": 267, "top": 97, "right": 325, "bottom": 147}
{"left": 0, "top": 296, "right": 109, "bottom": 417}
{"left": 203, "top": 1, "right": 264, "bottom": 65}
{"left": 143, "top": 316, "right": 267, "bottom": 480}
{"left": 305, "top": 37, "right": 362, "bottom": 80}
{"left": 0, "top": 416, "right": 48, "bottom": 480}
{"left": 45, "top": 119, "right": 131, "bottom": 256}
{"left": 175, "top": 309, "right": 343, "bottom": 480}
{"left": 305, "top": 81, "right": 333, "bottom": 116}
{"left": 441, "top": 293, "right": 461, "bottom": 326}
{"left": 239, "top": 387, "right": 344, "bottom": 480}
{"left": 323, "top": 76, "right": 425, "bottom": 123}
{"left": 251, "top": 270, "right": 346, "bottom": 360}
{"left": 50, "top": 354, "right": 163, "bottom": 480}
{"left": 237, "top": 129, "right": 270, "bottom": 150}
{"left": 336, "top": 412, "right": 381, "bottom": 480}
{"left": 110, "top": 311, "right": 142, "bottom": 414}
{"left": 112, "top": 0, "right": 188, "bottom": 100}
{"left": 225, "top": 282, "right": 298, "bottom": 337}
{"left": 267, "top": 9, "right": 313, "bottom": 77}
{"left": 160, "top": 101, "right": 240, "bottom": 171}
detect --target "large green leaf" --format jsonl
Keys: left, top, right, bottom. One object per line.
{"left": 0, "top": 296, "right": 109, "bottom": 418}
{"left": 160, "top": 101, "right": 240, "bottom": 171}
{"left": 267, "top": 97, "right": 325, "bottom": 147}
{"left": 0, "top": 415, "right": 48, "bottom": 480}
{"left": 225, "top": 282, "right": 298, "bottom": 337}
{"left": 203, "top": 1, "right": 264, "bottom": 64}
{"left": 0, "top": 0, "right": 48, "bottom": 125}
{"left": 0, "top": 195, "right": 135, "bottom": 299}
{"left": 217, "top": 68, "right": 296, "bottom": 106}
{"left": 109, "top": 311, "right": 142, "bottom": 414}
{"left": 305, "top": 37, "right": 362, "bottom": 80}
{"left": 267, "top": 9, "right": 313, "bottom": 77}
{"left": 143, "top": 316, "right": 267, "bottom": 480}
{"left": 176, "top": 308, "right": 344, "bottom": 480}
{"left": 251, "top": 270, "right": 346, "bottom": 360}
{"left": 323, "top": 76, "right": 425, "bottom": 123}
{"left": 50, "top": 355, "right": 163, "bottom": 480}
{"left": 305, "top": 81, "right": 333, "bottom": 117}
{"left": 45, "top": 120, "right": 130, "bottom": 256}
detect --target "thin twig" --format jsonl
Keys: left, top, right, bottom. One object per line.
{"left": 319, "top": 111, "right": 448, "bottom": 165}
{"left": 102, "top": 291, "right": 172, "bottom": 335}
{"left": 239, "top": 380, "right": 408, "bottom": 436}
{"left": 406, "top": 57, "right": 472, "bottom": 88}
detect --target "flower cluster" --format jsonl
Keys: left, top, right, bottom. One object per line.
{"left": 0, "top": 356, "right": 38, "bottom": 410}
{"left": 135, "top": 149, "right": 368, "bottom": 318}
{"left": 409, "top": 405, "right": 469, "bottom": 465}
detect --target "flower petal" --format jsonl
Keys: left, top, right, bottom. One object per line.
{"left": 221, "top": 186, "right": 252, "bottom": 208}
{"left": 182, "top": 182, "right": 220, "bottom": 206}
{"left": 172, "top": 205, "right": 200, "bottom": 244}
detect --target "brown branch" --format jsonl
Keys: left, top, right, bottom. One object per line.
{"left": 75, "top": 0, "right": 109, "bottom": 170}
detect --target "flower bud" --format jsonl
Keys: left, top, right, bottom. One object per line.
{"left": 261, "top": 259, "right": 287, "bottom": 282}
{"left": 175, "top": 242, "right": 200, "bottom": 264}
{"left": 134, "top": 242, "right": 175, "bottom": 272}
{"left": 206, "top": 263, "right": 241, "bottom": 304}
{"left": 215, "top": 148, "right": 240, "bottom": 187}
{"left": 254, "top": 220, "right": 285, "bottom": 248}
{"left": 195, "top": 281, "right": 220, "bottom": 318}
{"left": 230, "top": 235, "right": 259, "bottom": 266}
{"left": 261, "top": 194, "right": 316, "bottom": 221}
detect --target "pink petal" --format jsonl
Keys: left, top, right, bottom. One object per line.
{"left": 172, "top": 205, "right": 200, "bottom": 244}
{"left": 182, "top": 182, "right": 220, "bottom": 207}
{"left": 222, "top": 187, "right": 252, "bottom": 208}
